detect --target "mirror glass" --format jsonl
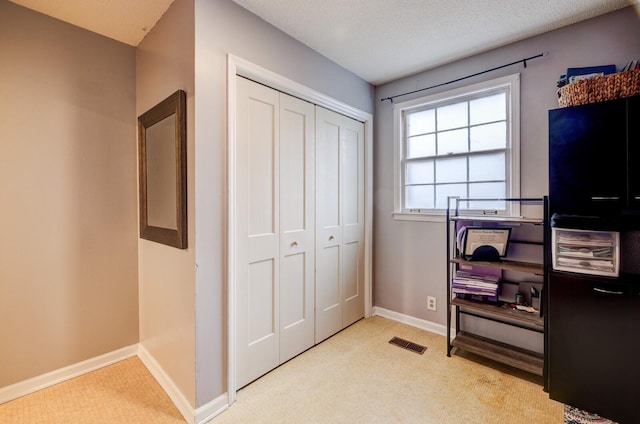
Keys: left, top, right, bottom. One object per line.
{"left": 138, "top": 90, "right": 187, "bottom": 249}
{"left": 146, "top": 114, "right": 177, "bottom": 229}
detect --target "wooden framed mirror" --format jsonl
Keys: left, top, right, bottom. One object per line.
{"left": 138, "top": 89, "right": 187, "bottom": 249}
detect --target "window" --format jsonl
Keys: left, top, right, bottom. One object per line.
{"left": 393, "top": 74, "right": 520, "bottom": 221}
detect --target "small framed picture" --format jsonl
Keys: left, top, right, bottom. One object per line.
{"left": 463, "top": 227, "right": 511, "bottom": 260}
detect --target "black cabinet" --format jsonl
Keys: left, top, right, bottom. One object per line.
{"left": 629, "top": 281, "right": 640, "bottom": 421}
{"left": 548, "top": 95, "right": 640, "bottom": 423}
{"left": 628, "top": 96, "right": 640, "bottom": 211}
{"left": 549, "top": 95, "right": 640, "bottom": 221}
{"left": 548, "top": 271, "right": 636, "bottom": 423}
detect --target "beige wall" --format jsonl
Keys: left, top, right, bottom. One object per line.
{"left": 0, "top": 0, "right": 138, "bottom": 387}
{"left": 0, "top": 0, "right": 374, "bottom": 410}
{"left": 136, "top": 0, "right": 197, "bottom": 407}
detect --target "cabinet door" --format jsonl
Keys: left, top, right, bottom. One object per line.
{"left": 549, "top": 98, "right": 627, "bottom": 216}
{"left": 548, "top": 272, "right": 630, "bottom": 423}
{"left": 628, "top": 96, "right": 640, "bottom": 211}
{"left": 629, "top": 281, "right": 640, "bottom": 424}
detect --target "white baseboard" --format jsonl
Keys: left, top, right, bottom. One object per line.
{"left": 136, "top": 345, "right": 229, "bottom": 424}
{"left": 137, "top": 344, "right": 196, "bottom": 423}
{"left": 194, "top": 393, "right": 229, "bottom": 424}
{"left": 0, "top": 344, "right": 137, "bottom": 405}
{"left": 372, "top": 306, "right": 456, "bottom": 338}
{"left": 1, "top": 343, "right": 230, "bottom": 424}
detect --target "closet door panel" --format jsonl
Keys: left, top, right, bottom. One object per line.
{"left": 315, "top": 244, "right": 342, "bottom": 342}
{"left": 236, "top": 77, "right": 280, "bottom": 388}
{"left": 343, "top": 241, "right": 359, "bottom": 300}
{"left": 279, "top": 93, "right": 315, "bottom": 362}
{"left": 247, "top": 259, "right": 276, "bottom": 343}
{"left": 340, "top": 116, "right": 365, "bottom": 327}
{"left": 315, "top": 107, "right": 343, "bottom": 342}
{"left": 316, "top": 107, "right": 365, "bottom": 338}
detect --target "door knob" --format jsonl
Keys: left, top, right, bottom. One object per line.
{"left": 291, "top": 241, "right": 298, "bottom": 247}
{"left": 329, "top": 235, "right": 334, "bottom": 241}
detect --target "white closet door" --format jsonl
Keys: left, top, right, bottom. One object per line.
{"left": 279, "top": 93, "right": 315, "bottom": 363}
{"left": 315, "top": 107, "right": 365, "bottom": 343}
{"left": 236, "top": 77, "right": 280, "bottom": 388}
{"left": 340, "top": 115, "right": 365, "bottom": 327}
{"left": 236, "top": 77, "right": 316, "bottom": 387}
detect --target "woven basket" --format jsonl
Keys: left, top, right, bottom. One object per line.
{"left": 557, "top": 69, "right": 640, "bottom": 107}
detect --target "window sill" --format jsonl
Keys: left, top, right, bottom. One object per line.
{"left": 392, "top": 212, "right": 446, "bottom": 223}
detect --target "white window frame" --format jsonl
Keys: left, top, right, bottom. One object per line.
{"left": 392, "top": 73, "right": 521, "bottom": 222}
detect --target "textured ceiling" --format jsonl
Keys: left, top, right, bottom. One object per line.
{"left": 9, "top": 0, "right": 175, "bottom": 46}
{"left": 232, "top": 0, "right": 637, "bottom": 84}
{"left": 9, "top": 0, "right": 638, "bottom": 84}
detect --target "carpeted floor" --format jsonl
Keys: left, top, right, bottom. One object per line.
{"left": 1, "top": 316, "right": 582, "bottom": 423}
{"left": 0, "top": 357, "right": 184, "bottom": 424}
{"left": 212, "top": 316, "right": 564, "bottom": 423}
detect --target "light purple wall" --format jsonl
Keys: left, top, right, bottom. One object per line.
{"left": 193, "top": 0, "right": 374, "bottom": 406}
{"left": 373, "top": 7, "right": 640, "bottom": 326}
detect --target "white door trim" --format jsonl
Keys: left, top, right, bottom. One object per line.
{"left": 226, "top": 54, "right": 373, "bottom": 404}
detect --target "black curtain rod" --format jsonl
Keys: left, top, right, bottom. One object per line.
{"left": 380, "top": 52, "right": 548, "bottom": 103}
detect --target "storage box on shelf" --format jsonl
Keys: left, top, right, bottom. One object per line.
{"left": 446, "top": 197, "right": 548, "bottom": 380}
{"left": 551, "top": 228, "right": 620, "bottom": 277}
{"left": 557, "top": 69, "right": 640, "bottom": 107}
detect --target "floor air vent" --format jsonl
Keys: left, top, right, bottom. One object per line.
{"left": 389, "top": 337, "right": 427, "bottom": 354}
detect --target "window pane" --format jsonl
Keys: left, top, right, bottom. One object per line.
{"left": 408, "top": 109, "right": 435, "bottom": 136}
{"left": 407, "top": 134, "right": 436, "bottom": 158}
{"left": 470, "top": 93, "right": 506, "bottom": 125}
{"left": 406, "top": 185, "right": 434, "bottom": 209}
{"left": 437, "top": 128, "right": 468, "bottom": 155}
{"left": 470, "top": 122, "right": 506, "bottom": 152}
{"left": 469, "top": 153, "right": 505, "bottom": 182}
{"left": 396, "top": 76, "right": 517, "bottom": 215}
{"left": 437, "top": 101, "right": 467, "bottom": 131}
{"left": 435, "top": 184, "right": 467, "bottom": 209}
{"left": 406, "top": 160, "right": 434, "bottom": 184}
{"left": 436, "top": 157, "right": 467, "bottom": 183}
{"left": 468, "top": 182, "right": 506, "bottom": 210}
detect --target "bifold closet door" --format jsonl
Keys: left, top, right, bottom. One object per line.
{"left": 235, "top": 77, "right": 315, "bottom": 388}
{"left": 278, "top": 93, "right": 315, "bottom": 364}
{"left": 315, "top": 106, "right": 365, "bottom": 343}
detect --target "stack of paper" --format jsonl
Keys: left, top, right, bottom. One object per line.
{"left": 452, "top": 271, "right": 500, "bottom": 300}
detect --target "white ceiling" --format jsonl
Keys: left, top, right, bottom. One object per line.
{"left": 232, "top": 0, "right": 636, "bottom": 85}
{"left": 10, "top": 0, "right": 637, "bottom": 85}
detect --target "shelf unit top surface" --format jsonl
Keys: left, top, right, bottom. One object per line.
{"left": 449, "top": 215, "right": 544, "bottom": 224}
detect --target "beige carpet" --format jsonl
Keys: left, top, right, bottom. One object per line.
{"left": 211, "top": 316, "right": 563, "bottom": 423}
{"left": 0, "top": 356, "right": 184, "bottom": 424}
{"left": 1, "top": 316, "right": 564, "bottom": 423}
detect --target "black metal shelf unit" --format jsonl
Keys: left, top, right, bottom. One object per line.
{"left": 446, "top": 196, "right": 549, "bottom": 381}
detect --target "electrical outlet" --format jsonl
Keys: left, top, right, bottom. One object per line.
{"left": 427, "top": 296, "right": 436, "bottom": 311}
